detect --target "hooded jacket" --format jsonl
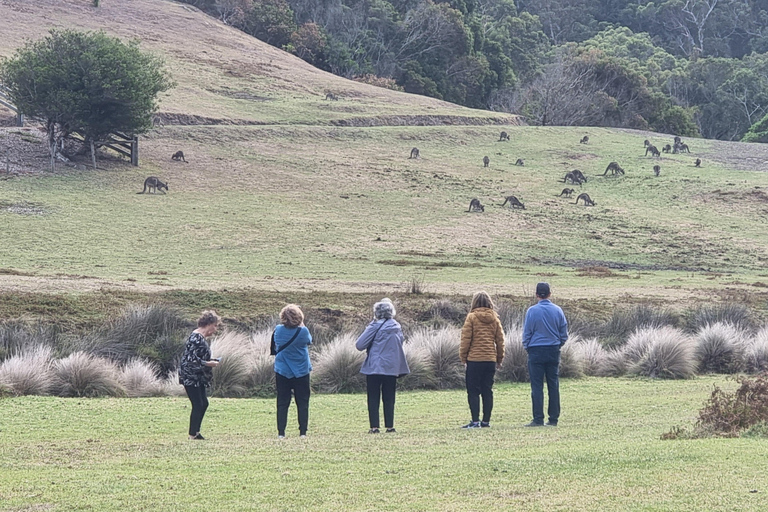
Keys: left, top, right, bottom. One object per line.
{"left": 356, "top": 319, "right": 410, "bottom": 377}
{"left": 460, "top": 307, "right": 505, "bottom": 364}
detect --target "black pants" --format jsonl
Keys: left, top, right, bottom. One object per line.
{"left": 276, "top": 373, "right": 310, "bottom": 436}
{"left": 366, "top": 374, "right": 397, "bottom": 429}
{"left": 465, "top": 361, "right": 496, "bottom": 423}
{"left": 527, "top": 346, "right": 561, "bottom": 424}
{"left": 184, "top": 384, "right": 209, "bottom": 436}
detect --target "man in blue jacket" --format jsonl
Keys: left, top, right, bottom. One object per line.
{"left": 522, "top": 282, "right": 568, "bottom": 427}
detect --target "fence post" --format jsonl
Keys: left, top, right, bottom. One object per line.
{"left": 130, "top": 135, "right": 139, "bottom": 166}
{"left": 15, "top": 113, "right": 23, "bottom": 127}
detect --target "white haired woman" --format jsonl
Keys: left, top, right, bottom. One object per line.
{"left": 355, "top": 298, "right": 410, "bottom": 433}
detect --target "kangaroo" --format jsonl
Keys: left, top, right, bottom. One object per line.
{"left": 580, "top": 135, "right": 589, "bottom": 144}
{"left": 558, "top": 188, "right": 575, "bottom": 197}
{"left": 499, "top": 131, "right": 510, "bottom": 141}
{"left": 483, "top": 156, "right": 490, "bottom": 168}
{"left": 515, "top": 158, "right": 524, "bottom": 166}
{"left": 695, "top": 158, "right": 701, "bottom": 167}
{"left": 325, "top": 92, "right": 339, "bottom": 101}
{"left": 674, "top": 136, "right": 681, "bottom": 144}
{"left": 467, "top": 198, "right": 484, "bottom": 212}
{"left": 662, "top": 144, "right": 671, "bottom": 153}
{"left": 171, "top": 150, "right": 186, "bottom": 162}
{"left": 645, "top": 145, "right": 660, "bottom": 157}
{"left": 680, "top": 143, "right": 690, "bottom": 153}
{"left": 571, "top": 169, "right": 587, "bottom": 183}
{"left": 602, "top": 162, "right": 624, "bottom": 176}
{"left": 409, "top": 147, "right": 420, "bottom": 159}
{"left": 501, "top": 195, "right": 525, "bottom": 209}
{"left": 575, "top": 193, "right": 596, "bottom": 206}
{"left": 644, "top": 139, "right": 650, "bottom": 147}
{"left": 562, "top": 171, "right": 584, "bottom": 185}
{"left": 653, "top": 165, "right": 661, "bottom": 176}
{"left": 138, "top": 177, "right": 168, "bottom": 194}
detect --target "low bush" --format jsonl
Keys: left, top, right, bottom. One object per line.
{"left": 497, "top": 324, "right": 528, "bottom": 383}
{"left": 210, "top": 331, "right": 252, "bottom": 397}
{"left": 54, "top": 351, "right": 124, "bottom": 397}
{"left": 311, "top": 333, "right": 366, "bottom": 393}
{"left": 745, "top": 326, "right": 768, "bottom": 374}
{"left": 0, "top": 345, "right": 55, "bottom": 396}
{"left": 423, "top": 300, "right": 467, "bottom": 326}
{"left": 163, "top": 370, "right": 186, "bottom": 397}
{"left": 559, "top": 339, "right": 585, "bottom": 379}
{"left": 599, "top": 305, "right": 680, "bottom": 348}
{"left": 0, "top": 320, "right": 59, "bottom": 361}
{"left": 694, "top": 322, "right": 748, "bottom": 374}
{"left": 247, "top": 329, "right": 276, "bottom": 397}
{"left": 685, "top": 304, "right": 755, "bottom": 333}
{"left": 119, "top": 359, "right": 165, "bottom": 397}
{"left": 496, "top": 301, "right": 525, "bottom": 332}
{"left": 399, "top": 344, "right": 436, "bottom": 390}
{"left": 573, "top": 338, "right": 606, "bottom": 376}
{"left": 407, "top": 327, "right": 463, "bottom": 389}
{"left": 597, "top": 348, "right": 627, "bottom": 377}
{"left": 696, "top": 373, "right": 768, "bottom": 437}
{"left": 626, "top": 326, "right": 696, "bottom": 379}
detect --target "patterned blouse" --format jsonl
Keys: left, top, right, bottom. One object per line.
{"left": 178, "top": 332, "right": 213, "bottom": 387}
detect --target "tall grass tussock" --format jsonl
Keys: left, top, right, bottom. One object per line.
{"left": 573, "top": 338, "right": 606, "bottom": 376}
{"left": 407, "top": 327, "right": 463, "bottom": 389}
{"left": 54, "top": 351, "right": 124, "bottom": 397}
{"left": 0, "top": 345, "right": 55, "bottom": 396}
{"left": 210, "top": 331, "right": 253, "bottom": 397}
{"left": 746, "top": 327, "right": 768, "bottom": 373}
{"left": 119, "top": 359, "right": 165, "bottom": 397}
{"left": 311, "top": 333, "right": 366, "bottom": 393}
{"left": 694, "top": 322, "right": 748, "bottom": 374}
{"left": 497, "top": 323, "right": 528, "bottom": 383}
{"left": 247, "top": 329, "right": 277, "bottom": 396}
{"left": 626, "top": 326, "right": 696, "bottom": 379}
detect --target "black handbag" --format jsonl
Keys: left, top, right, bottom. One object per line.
{"left": 270, "top": 327, "right": 302, "bottom": 356}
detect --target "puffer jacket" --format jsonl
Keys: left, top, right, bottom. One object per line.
{"left": 459, "top": 307, "right": 505, "bottom": 364}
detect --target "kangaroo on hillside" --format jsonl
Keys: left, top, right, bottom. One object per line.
{"left": 602, "top": 161, "right": 624, "bottom": 176}
{"left": 499, "top": 131, "right": 510, "bottom": 141}
{"left": 501, "top": 195, "right": 525, "bottom": 209}
{"left": 515, "top": 158, "right": 524, "bottom": 166}
{"left": 562, "top": 171, "right": 584, "bottom": 186}
{"left": 644, "top": 139, "right": 650, "bottom": 147}
{"left": 138, "top": 177, "right": 168, "bottom": 194}
{"left": 483, "top": 156, "right": 490, "bottom": 167}
{"left": 571, "top": 169, "right": 587, "bottom": 183}
{"left": 645, "top": 145, "right": 660, "bottom": 157}
{"left": 575, "top": 193, "right": 596, "bottom": 206}
{"left": 467, "top": 198, "right": 484, "bottom": 212}
{"left": 695, "top": 158, "right": 701, "bottom": 167}
{"left": 580, "top": 135, "right": 589, "bottom": 144}
{"left": 171, "top": 151, "right": 186, "bottom": 162}
{"left": 662, "top": 144, "right": 671, "bottom": 153}
{"left": 325, "top": 92, "right": 339, "bottom": 101}
{"left": 409, "top": 147, "right": 420, "bottom": 159}
{"left": 558, "top": 188, "right": 575, "bottom": 197}
{"left": 653, "top": 165, "right": 661, "bottom": 176}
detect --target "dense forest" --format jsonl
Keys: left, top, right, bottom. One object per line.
{"left": 183, "top": 0, "right": 768, "bottom": 141}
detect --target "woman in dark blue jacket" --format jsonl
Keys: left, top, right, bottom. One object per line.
{"left": 273, "top": 304, "right": 312, "bottom": 438}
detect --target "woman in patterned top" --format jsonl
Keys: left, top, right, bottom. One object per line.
{"left": 179, "top": 310, "right": 221, "bottom": 440}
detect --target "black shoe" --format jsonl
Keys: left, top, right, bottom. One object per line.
{"left": 480, "top": 421, "right": 491, "bottom": 428}
{"left": 192, "top": 433, "right": 205, "bottom": 440}
{"left": 385, "top": 428, "right": 396, "bottom": 433}
{"left": 524, "top": 421, "right": 544, "bottom": 427}
{"left": 545, "top": 421, "right": 558, "bottom": 427}
{"left": 368, "top": 428, "right": 380, "bottom": 434}
{"left": 461, "top": 421, "right": 481, "bottom": 429}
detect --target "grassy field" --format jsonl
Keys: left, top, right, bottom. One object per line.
{"left": 0, "top": 376, "right": 765, "bottom": 511}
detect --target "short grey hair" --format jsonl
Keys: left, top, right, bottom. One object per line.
{"left": 373, "top": 298, "right": 396, "bottom": 319}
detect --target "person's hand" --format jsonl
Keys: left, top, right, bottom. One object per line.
{"left": 463, "top": 363, "right": 467, "bottom": 369}
{"left": 205, "top": 360, "right": 219, "bottom": 367}
{"left": 496, "top": 363, "right": 502, "bottom": 370}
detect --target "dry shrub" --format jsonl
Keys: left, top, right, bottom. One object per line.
{"left": 119, "top": 359, "right": 165, "bottom": 397}
{"left": 407, "top": 327, "right": 463, "bottom": 389}
{"left": 247, "top": 329, "right": 276, "bottom": 396}
{"left": 626, "top": 326, "right": 696, "bottom": 379}
{"left": 496, "top": 301, "right": 526, "bottom": 332}
{"left": 54, "top": 351, "right": 124, "bottom": 397}
{"left": 399, "top": 344, "right": 436, "bottom": 390}
{"left": 746, "top": 326, "right": 768, "bottom": 373}
{"left": 685, "top": 304, "right": 755, "bottom": 333}
{"left": 559, "top": 339, "right": 585, "bottom": 379}
{"left": 696, "top": 373, "right": 768, "bottom": 437}
{"left": 209, "top": 331, "right": 252, "bottom": 397}
{"left": 598, "top": 348, "right": 627, "bottom": 377}
{"left": 352, "top": 74, "right": 404, "bottom": 91}
{"left": 163, "top": 370, "right": 186, "bottom": 397}
{"left": 573, "top": 337, "right": 606, "bottom": 376}
{"left": 694, "top": 322, "right": 748, "bottom": 374}
{"left": 424, "top": 300, "right": 467, "bottom": 326}
{"left": 497, "top": 323, "right": 528, "bottom": 382}
{"left": 0, "top": 345, "right": 55, "bottom": 396}
{"left": 311, "top": 332, "right": 366, "bottom": 393}
{"left": 599, "top": 305, "right": 680, "bottom": 348}
{"left": 0, "top": 321, "right": 59, "bottom": 361}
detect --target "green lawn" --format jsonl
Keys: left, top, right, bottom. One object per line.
{"left": 1, "top": 376, "right": 765, "bottom": 511}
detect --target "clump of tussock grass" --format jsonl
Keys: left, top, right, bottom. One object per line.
{"left": 0, "top": 320, "right": 59, "bottom": 361}
{"left": 746, "top": 326, "right": 768, "bottom": 374}
{"left": 598, "top": 305, "right": 680, "bottom": 348}
{"left": 685, "top": 304, "right": 755, "bottom": 334}
{"left": 247, "top": 329, "right": 276, "bottom": 396}
{"left": 598, "top": 348, "right": 627, "bottom": 377}
{"left": 497, "top": 323, "right": 528, "bottom": 383}
{"left": 399, "top": 344, "right": 436, "bottom": 390}
{"left": 496, "top": 301, "right": 525, "bottom": 332}
{"left": 559, "top": 337, "right": 585, "bottom": 379}
{"left": 573, "top": 337, "right": 606, "bottom": 376}
{"left": 694, "top": 322, "right": 748, "bottom": 374}
{"left": 626, "top": 326, "right": 696, "bottom": 379}
{"left": 311, "top": 332, "right": 366, "bottom": 393}
{"left": 423, "top": 299, "right": 468, "bottom": 326}
{"left": 0, "top": 345, "right": 55, "bottom": 396}
{"left": 119, "top": 359, "right": 165, "bottom": 397}
{"left": 53, "top": 351, "right": 125, "bottom": 397}
{"left": 209, "top": 331, "right": 252, "bottom": 397}
{"left": 162, "top": 370, "right": 186, "bottom": 396}
{"left": 407, "top": 327, "right": 463, "bottom": 389}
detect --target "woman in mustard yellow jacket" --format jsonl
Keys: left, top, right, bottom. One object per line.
{"left": 459, "top": 291, "right": 505, "bottom": 428}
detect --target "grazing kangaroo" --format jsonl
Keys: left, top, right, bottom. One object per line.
{"left": 483, "top": 156, "right": 490, "bottom": 167}
{"left": 571, "top": 169, "right": 587, "bottom": 183}
{"left": 644, "top": 139, "right": 650, "bottom": 147}
{"left": 515, "top": 158, "right": 524, "bottom": 166}
{"left": 558, "top": 188, "right": 575, "bottom": 197}
{"left": 580, "top": 135, "right": 589, "bottom": 144}
{"left": 325, "top": 92, "right": 339, "bottom": 101}
{"left": 695, "top": 158, "right": 701, "bottom": 167}
{"left": 409, "top": 147, "right": 420, "bottom": 159}
{"left": 138, "top": 177, "right": 168, "bottom": 194}
{"left": 499, "top": 131, "right": 510, "bottom": 141}
{"left": 662, "top": 144, "right": 671, "bottom": 153}
{"left": 674, "top": 136, "right": 681, "bottom": 144}
{"left": 562, "top": 171, "right": 584, "bottom": 185}
{"left": 680, "top": 143, "right": 690, "bottom": 153}
{"left": 575, "top": 193, "right": 596, "bottom": 206}
{"left": 653, "top": 165, "right": 661, "bottom": 176}
{"left": 467, "top": 198, "right": 484, "bottom": 212}
{"left": 501, "top": 195, "right": 525, "bottom": 209}
{"left": 171, "top": 151, "right": 186, "bottom": 162}
{"left": 645, "top": 145, "right": 660, "bottom": 157}
{"left": 602, "top": 162, "right": 624, "bottom": 176}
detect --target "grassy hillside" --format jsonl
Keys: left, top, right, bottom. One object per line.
{"left": 1, "top": 0, "right": 768, "bottom": 310}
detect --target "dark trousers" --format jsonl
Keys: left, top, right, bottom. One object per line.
{"left": 465, "top": 361, "right": 496, "bottom": 423}
{"left": 276, "top": 373, "right": 310, "bottom": 435}
{"left": 366, "top": 374, "right": 397, "bottom": 429}
{"left": 184, "top": 384, "right": 209, "bottom": 436}
{"left": 527, "top": 346, "right": 561, "bottom": 424}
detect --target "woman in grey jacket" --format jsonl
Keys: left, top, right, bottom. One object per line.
{"left": 355, "top": 298, "right": 410, "bottom": 433}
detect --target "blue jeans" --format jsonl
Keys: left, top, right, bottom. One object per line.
{"left": 527, "top": 346, "right": 561, "bottom": 424}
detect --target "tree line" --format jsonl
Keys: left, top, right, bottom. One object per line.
{"left": 183, "top": 0, "right": 768, "bottom": 142}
